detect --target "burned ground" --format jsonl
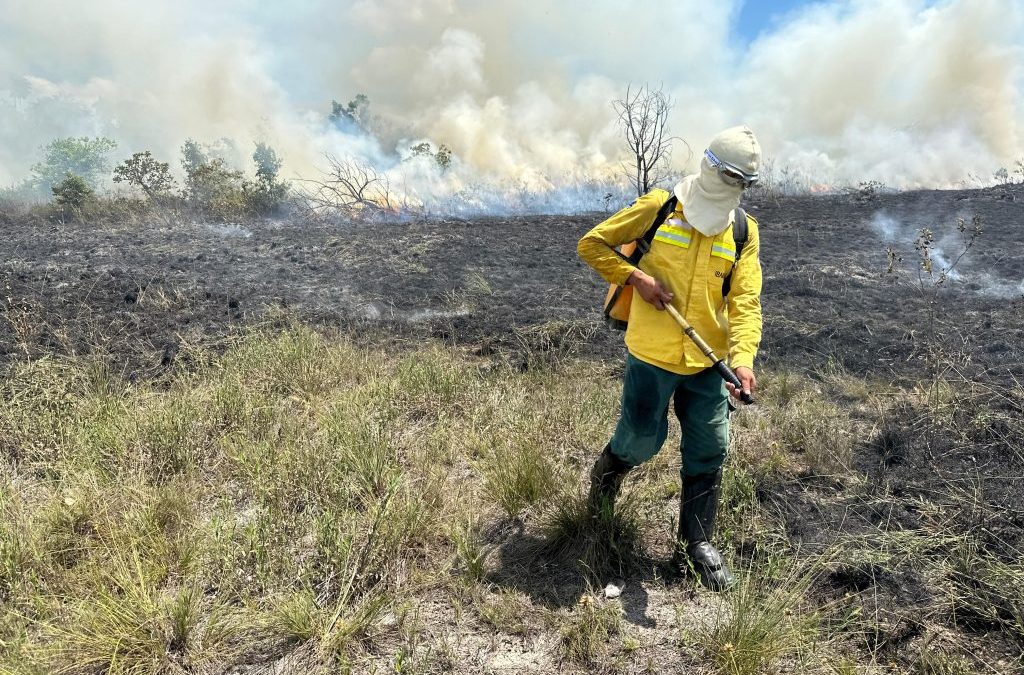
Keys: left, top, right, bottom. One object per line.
{"left": 3, "top": 185, "right": 1022, "bottom": 379}
{"left": 2, "top": 185, "right": 1023, "bottom": 672}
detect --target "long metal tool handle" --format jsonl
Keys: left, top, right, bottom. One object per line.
{"left": 664, "top": 304, "right": 755, "bottom": 405}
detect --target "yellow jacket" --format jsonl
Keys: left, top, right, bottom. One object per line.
{"left": 578, "top": 188, "right": 762, "bottom": 374}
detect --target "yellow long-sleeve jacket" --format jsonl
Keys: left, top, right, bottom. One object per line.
{"left": 578, "top": 188, "right": 763, "bottom": 374}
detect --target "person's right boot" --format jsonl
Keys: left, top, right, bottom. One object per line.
{"left": 588, "top": 444, "right": 632, "bottom": 514}
{"left": 676, "top": 469, "right": 735, "bottom": 592}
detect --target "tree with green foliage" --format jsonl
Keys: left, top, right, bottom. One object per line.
{"left": 252, "top": 142, "right": 283, "bottom": 184}
{"left": 329, "top": 94, "right": 371, "bottom": 131}
{"left": 32, "top": 137, "right": 117, "bottom": 191}
{"left": 112, "top": 151, "right": 176, "bottom": 197}
{"left": 435, "top": 144, "right": 452, "bottom": 171}
{"left": 409, "top": 142, "right": 432, "bottom": 159}
{"left": 244, "top": 142, "right": 289, "bottom": 215}
{"left": 180, "top": 139, "right": 208, "bottom": 180}
{"left": 51, "top": 174, "right": 94, "bottom": 212}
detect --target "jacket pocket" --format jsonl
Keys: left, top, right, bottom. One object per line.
{"left": 708, "top": 247, "right": 736, "bottom": 307}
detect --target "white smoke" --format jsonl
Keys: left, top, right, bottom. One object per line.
{"left": 870, "top": 211, "right": 963, "bottom": 280}
{"left": 870, "top": 212, "right": 901, "bottom": 242}
{"left": 1, "top": 0, "right": 1022, "bottom": 208}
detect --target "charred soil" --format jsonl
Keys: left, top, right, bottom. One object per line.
{"left": 3, "top": 186, "right": 1022, "bottom": 379}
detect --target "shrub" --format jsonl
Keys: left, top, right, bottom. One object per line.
{"left": 180, "top": 139, "right": 246, "bottom": 221}
{"left": 51, "top": 174, "right": 94, "bottom": 213}
{"left": 847, "top": 180, "right": 886, "bottom": 203}
{"left": 180, "top": 139, "right": 288, "bottom": 219}
{"left": 188, "top": 160, "right": 246, "bottom": 220}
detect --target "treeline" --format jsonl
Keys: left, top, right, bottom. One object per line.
{"left": 4, "top": 95, "right": 462, "bottom": 224}
{"left": 13, "top": 136, "right": 290, "bottom": 223}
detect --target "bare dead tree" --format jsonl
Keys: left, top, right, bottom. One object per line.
{"left": 297, "top": 154, "right": 398, "bottom": 219}
{"left": 613, "top": 84, "right": 675, "bottom": 197}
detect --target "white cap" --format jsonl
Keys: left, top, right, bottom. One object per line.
{"left": 708, "top": 125, "right": 761, "bottom": 175}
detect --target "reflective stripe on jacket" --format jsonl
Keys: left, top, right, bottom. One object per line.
{"left": 577, "top": 188, "right": 763, "bottom": 374}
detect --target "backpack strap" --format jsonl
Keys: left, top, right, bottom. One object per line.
{"left": 604, "top": 193, "right": 678, "bottom": 328}
{"left": 627, "top": 194, "right": 677, "bottom": 264}
{"left": 721, "top": 207, "right": 748, "bottom": 298}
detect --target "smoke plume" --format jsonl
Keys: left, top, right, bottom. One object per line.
{"left": 1, "top": 0, "right": 1022, "bottom": 206}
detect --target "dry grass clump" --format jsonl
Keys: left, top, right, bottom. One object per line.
{"left": 947, "top": 541, "right": 1024, "bottom": 643}
{"left": 558, "top": 594, "right": 624, "bottom": 665}
{"left": 690, "top": 556, "right": 822, "bottom": 675}
{"left": 537, "top": 493, "right": 645, "bottom": 580}
{"left": 473, "top": 587, "right": 531, "bottom": 635}
{"left": 482, "top": 436, "right": 562, "bottom": 519}
{"left": 734, "top": 370, "right": 858, "bottom": 478}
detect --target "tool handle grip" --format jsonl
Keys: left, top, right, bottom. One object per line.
{"left": 713, "top": 360, "right": 755, "bottom": 405}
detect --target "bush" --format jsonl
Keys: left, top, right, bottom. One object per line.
{"left": 180, "top": 139, "right": 288, "bottom": 219}
{"left": 51, "top": 174, "right": 94, "bottom": 213}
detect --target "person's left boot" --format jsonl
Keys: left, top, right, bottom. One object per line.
{"left": 676, "top": 469, "right": 735, "bottom": 592}
{"left": 588, "top": 444, "right": 632, "bottom": 515}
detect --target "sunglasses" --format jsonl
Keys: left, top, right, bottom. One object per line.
{"left": 705, "top": 149, "right": 759, "bottom": 189}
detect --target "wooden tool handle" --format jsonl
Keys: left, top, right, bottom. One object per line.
{"left": 664, "top": 304, "right": 715, "bottom": 358}
{"left": 663, "top": 303, "right": 755, "bottom": 405}
{"left": 663, "top": 303, "right": 687, "bottom": 327}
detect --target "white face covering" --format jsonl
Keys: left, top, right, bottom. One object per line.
{"left": 674, "top": 160, "right": 743, "bottom": 237}
{"left": 674, "top": 125, "right": 760, "bottom": 237}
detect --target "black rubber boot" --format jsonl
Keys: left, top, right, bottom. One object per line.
{"left": 588, "top": 444, "right": 632, "bottom": 514}
{"left": 677, "top": 470, "right": 735, "bottom": 592}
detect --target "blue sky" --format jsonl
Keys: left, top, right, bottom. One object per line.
{"left": 736, "top": 0, "right": 818, "bottom": 41}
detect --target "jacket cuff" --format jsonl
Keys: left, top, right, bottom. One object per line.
{"left": 730, "top": 352, "right": 755, "bottom": 370}
{"left": 613, "top": 265, "right": 637, "bottom": 287}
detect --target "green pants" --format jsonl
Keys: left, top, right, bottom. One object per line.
{"left": 609, "top": 354, "right": 730, "bottom": 476}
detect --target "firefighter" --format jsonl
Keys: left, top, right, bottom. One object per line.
{"left": 577, "top": 126, "right": 763, "bottom": 591}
